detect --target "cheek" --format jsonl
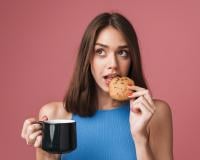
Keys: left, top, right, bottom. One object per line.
{"left": 90, "top": 63, "right": 96, "bottom": 78}
{"left": 91, "top": 58, "right": 104, "bottom": 77}
{"left": 121, "top": 59, "right": 131, "bottom": 75}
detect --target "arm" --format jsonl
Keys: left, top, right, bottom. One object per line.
{"left": 21, "top": 102, "right": 70, "bottom": 160}
{"left": 36, "top": 103, "right": 61, "bottom": 160}
{"left": 36, "top": 102, "right": 72, "bottom": 160}
{"left": 129, "top": 95, "right": 155, "bottom": 160}
{"left": 128, "top": 86, "right": 173, "bottom": 160}
{"left": 133, "top": 100, "right": 173, "bottom": 160}
{"left": 148, "top": 100, "right": 173, "bottom": 160}
{"left": 36, "top": 149, "right": 60, "bottom": 160}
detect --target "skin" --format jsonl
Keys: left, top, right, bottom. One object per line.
{"left": 91, "top": 26, "right": 131, "bottom": 109}
{"left": 21, "top": 26, "right": 173, "bottom": 160}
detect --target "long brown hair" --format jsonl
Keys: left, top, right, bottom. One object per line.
{"left": 64, "top": 12, "right": 148, "bottom": 117}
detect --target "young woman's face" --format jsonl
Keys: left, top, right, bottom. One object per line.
{"left": 91, "top": 26, "right": 131, "bottom": 93}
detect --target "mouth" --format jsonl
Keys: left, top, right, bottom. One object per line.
{"left": 103, "top": 74, "right": 120, "bottom": 85}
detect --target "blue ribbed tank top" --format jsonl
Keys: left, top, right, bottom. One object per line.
{"left": 61, "top": 102, "right": 137, "bottom": 160}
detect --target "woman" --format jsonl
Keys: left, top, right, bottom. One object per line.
{"left": 21, "top": 12, "right": 173, "bottom": 160}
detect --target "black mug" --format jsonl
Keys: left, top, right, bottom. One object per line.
{"left": 38, "top": 119, "right": 77, "bottom": 154}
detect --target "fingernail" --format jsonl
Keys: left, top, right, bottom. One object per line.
{"left": 131, "top": 107, "right": 141, "bottom": 113}
{"left": 41, "top": 115, "right": 48, "bottom": 120}
{"left": 127, "top": 92, "right": 133, "bottom": 96}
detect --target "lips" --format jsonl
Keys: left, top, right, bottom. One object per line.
{"left": 103, "top": 74, "right": 120, "bottom": 85}
{"left": 104, "top": 77, "right": 113, "bottom": 85}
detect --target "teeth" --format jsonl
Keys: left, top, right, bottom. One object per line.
{"left": 106, "top": 74, "right": 118, "bottom": 78}
{"left": 107, "top": 75, "right": 114, "bottom": 78}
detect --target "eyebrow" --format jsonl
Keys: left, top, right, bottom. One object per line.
{"left": 95, "top": 43, "right": 129, "bottom": 49}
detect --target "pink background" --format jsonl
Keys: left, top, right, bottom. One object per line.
{"left": 0, "top": 0, "right": 199, "bottom": 159}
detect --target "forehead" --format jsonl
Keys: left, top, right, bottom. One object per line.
{"left": 95, "top": 26, "right": 127, "bottom": 46}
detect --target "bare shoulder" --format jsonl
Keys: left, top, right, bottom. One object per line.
{"left": 148, "top": 99, "right": 173, "bottom": 159}
{"left": 38, "top": 101, "right": 72, "bottom": 120}
{"left": 149, "top": 99, "right": 173, "bottom": 129}
{"left": 153, "top": 99, "right": 172, "bottom": 119}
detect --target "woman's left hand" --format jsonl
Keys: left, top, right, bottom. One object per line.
{"left": 128, "top": 85, "right": 156, "bottom": 143}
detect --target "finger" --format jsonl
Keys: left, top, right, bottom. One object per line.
{"left": 140, "top": 96, "right": 154, "bottom": 114}
{"left": 129, "top": 89, "right": 154, "bottom": 107}
{"left": 131, "top": 106, "right": 141, "bottom": 114}
{"left": 132, "top": 96, "right": 143, "bottom": 103}
{"left": 34, "top": 135, "right": 42, "bottom": 148}
{"left": 28, "top": 130, "right": 42, "bottom": 145}
{"left": 21, "top": 118, "right": 37, "bottom": 139}
{"left": 130, "top": 103, "right": 141, "bottom": 114}
{"left": 29, "top": 130, "right": 42, "bottom": 141}
{"left": 26, "top": 124, "right": 42, "bottom": 139}
{"left": 130, "top": 97, "right": 143, "bottom": 114}
{"left": 144, "top": 91, "right": 154, "bottom": 106}
{"left": 136, "top": 102, "right": 152, "bottom": 117}
{"left": 40, "top": 115, "right": 48, "bottom": 121}
{"left": 132, "top": 97, "right": 152, "bottom": 115}
{"left": 128, "top": 90, "right": 148, "bottom": 98}
{"left": 127, "top": 85, "right": 146, "bottom": 91}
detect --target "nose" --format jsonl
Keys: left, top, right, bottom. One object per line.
{"left": 107, "top": 53, "right": 118, "bottom": 70}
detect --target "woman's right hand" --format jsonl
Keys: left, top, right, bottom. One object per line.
{"left": 21, "top": 116, "right": 48, "bottom": 147}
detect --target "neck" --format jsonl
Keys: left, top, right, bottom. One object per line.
{"left": 96, "top": 87, "right": 122, "bottom": 110}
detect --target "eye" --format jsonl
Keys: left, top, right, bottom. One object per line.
{"left": 118, "top": 50, "right": 129, "bottom": 57}
{"left": 95, "top": 48, "right": 106, "bottom": 56}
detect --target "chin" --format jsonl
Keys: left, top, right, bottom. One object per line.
{"left": 101, "top": 85, "right": 109, "bottom": 93}
{"left": 95, "top": 80, "right": 110, "bottom": 94}
{"left": 98, "top": 85, "right": 109, "bottom": 94}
